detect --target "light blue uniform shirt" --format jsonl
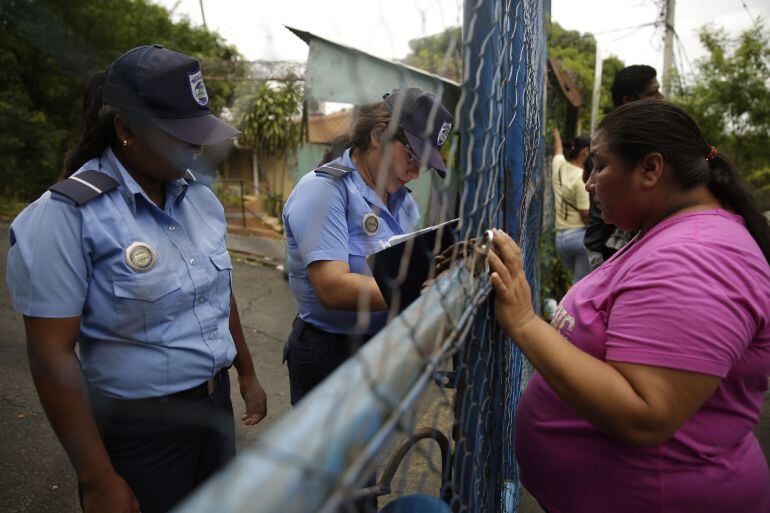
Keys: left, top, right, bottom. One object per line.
{"left": 6, "top": 148, "right": 236, "bottom": 399}
{"left": 283, "top": 149, "right": 420, "bottom": 334}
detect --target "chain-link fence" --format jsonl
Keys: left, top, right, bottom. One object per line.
{"left": 176, "top": 0, "right": 546, "bottom": 511}
{"left": 452, "top": 0, "right": 546, "bottom": 511}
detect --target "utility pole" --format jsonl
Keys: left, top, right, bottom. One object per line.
{"left": 590, "top": 45, "right": 603, "bottom": 134}
{"left": 662, "top": 0, "right": 676, "bottom": 96}
{"left": 198, "top": 0, "right": 208, "bottom": 30}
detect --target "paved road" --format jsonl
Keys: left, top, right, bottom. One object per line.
{"left": 0, "top": 223, "right": 768, "bottom": 513}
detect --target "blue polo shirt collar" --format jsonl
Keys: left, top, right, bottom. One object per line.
{"left": 101, "top": 148, "right": 192, "bottom": 211}
{"left": 340, "top": 149, "right": 408, "bottom": 215}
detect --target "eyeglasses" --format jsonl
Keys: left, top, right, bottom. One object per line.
{"left": 402, "top": 141, "right": 422, "bottom": 165}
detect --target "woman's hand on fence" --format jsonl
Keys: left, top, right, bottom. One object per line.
{"left": 487, "top": 229, "right": 537, "bottom": 338}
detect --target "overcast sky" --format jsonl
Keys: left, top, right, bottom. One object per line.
{"left": 157, "top": 0, "right": 767, "bottom": 78}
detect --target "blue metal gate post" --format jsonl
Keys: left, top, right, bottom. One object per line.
{"left": 453, "top": 0, "right": 547, "bottom": 512}
{"left": 453, "top": 1, "right": 505, "bottom": 512}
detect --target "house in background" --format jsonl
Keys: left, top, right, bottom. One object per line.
{"left": 294, "top": 107, "right": 353, "bottom": 183}
{"left": 217, "top": 106, "right": 353, "bottom": 225}
{"left": 218, "top": 26, "right": 460, "bottom": 230}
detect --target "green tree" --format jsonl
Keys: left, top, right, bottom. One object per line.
{"left": 548, "top": 21, "right": 625, "bottom": 132}
{"left": 233, "top": 78, "right": 303, "bottom": 157}
{"left": 0, "top": 0, "right": 242, "bottom": 200}
{"left": 542, "top": 22, "right": 626, "bottom": 300}
{"left": 674, "top": 21, "right": 770, "bottom": 209}
{"left": 401, "top": 27, "right": 462, "bottom": 82}
{"left": 230, "top": 76, "right": 303, "bottom": 217}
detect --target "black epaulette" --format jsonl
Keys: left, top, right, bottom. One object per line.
{"left": 49, "top": 170, "right": 119, "bottom": 206}
{"left": 184, "top": 168, "right": 213, "bottom": 187}
{"left": 314, "top": 163, "right": 355, "bottom": 180}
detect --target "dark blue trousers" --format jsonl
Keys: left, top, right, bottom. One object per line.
{"left": 284, "top": 317, "right": 371, "bottom": 405}
{"left": 88, "top": 370, "right": 235, "bottom": 513}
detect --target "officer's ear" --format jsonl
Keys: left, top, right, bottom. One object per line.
{"left": 114, "top": 114, "right": 134, "bottom": 145}
{"left": 370, "top": 123, "right": 387, "bottom": 149}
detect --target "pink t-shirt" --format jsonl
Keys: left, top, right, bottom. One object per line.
{"left": 516, "top": 210, "right": 770, "bottom": 513}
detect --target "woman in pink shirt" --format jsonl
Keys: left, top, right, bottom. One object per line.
{"left": 489, "top": 101, "right": 770, "bottom": 513}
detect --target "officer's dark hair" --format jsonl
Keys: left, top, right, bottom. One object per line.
{"left": 566, "top": 136, "right": 591, "bottom": 161}
{"left": 61, "top": 72, "right": 121, "bottom": 179}
{"left": 598, "top": 100, "right": 770, "bottom": 263}
{"left": 319, "top": 135, "right": 349, "bottom": 166}
{"left": 610, "top": 65, "right": 657, "bottom": 108}
{"left": 347, "top": 102, "right": 406, "bottom": 156}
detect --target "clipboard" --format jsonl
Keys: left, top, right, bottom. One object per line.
{"left": 367, "top": 218, "right": 459, "bottom": 313}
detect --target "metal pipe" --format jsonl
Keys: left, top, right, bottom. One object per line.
{"left": 173, "top": 264, "right": 489, "bottom": 513}
{"left": 240, "top": 179, "right": 246, "bottom": 227}
{"left": 352, "top": 427, "right": 450, "bottom": 499}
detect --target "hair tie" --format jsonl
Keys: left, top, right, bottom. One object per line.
{"left": 706, "top": 146, "right": 718, "bottom": 161}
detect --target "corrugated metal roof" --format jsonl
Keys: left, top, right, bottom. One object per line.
{"left": 285, "top": 25, "right": 460, "bottom": 113}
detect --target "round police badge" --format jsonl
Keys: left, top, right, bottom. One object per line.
{"left": 362, "top": 213, "right": 380, "bottom": 236}
{"left": 125, "top": 242, "right": 157, "bottom": 272}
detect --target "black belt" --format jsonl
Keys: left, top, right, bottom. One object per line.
{"left": 90, "top": 367, "right": 230, "bottom": 414}
{"left": 169, "top": 366, "right": 230, "bottom": 400}
{"left": 293, "top": 317, "right": 373, "bottom": 344}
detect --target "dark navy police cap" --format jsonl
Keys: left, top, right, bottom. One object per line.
{"left": 383, "top": 87, "right": 454, "bottom": 178}
{"left": 102, "top": 44, "right": 240, "bottom": 146}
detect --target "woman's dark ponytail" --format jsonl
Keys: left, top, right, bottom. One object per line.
{"left": 566, "top": 136, "right": 591, "bottom": 161}
{"left": 60, "top": 72, "right": 119, "bottom": 179}
{"left": 707, "top": 153, "right": 770, "bottom": 263}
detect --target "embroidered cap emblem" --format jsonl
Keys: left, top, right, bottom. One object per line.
{"left": 188, "top": 70, "right": 209, "bottom": 107}
{"left": 437, "top": 122, "right": 452, "bottom": 146}
{"left": 125, "top": 242, "right": 157, "bottom": 272}
{"left": 362, "top": 213, "right": 380, "bottom": 236}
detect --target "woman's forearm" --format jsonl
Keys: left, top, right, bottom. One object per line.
{"left": 552, "top": 129, "right": 563, "bottom": 156}
{"left": 307, "top": 261, "right": 388, "bottom": 312}
{"left": 506, "top": 316, "right": 662, "bottom": 445}
{"left": 228, "top": 295, "right": 256, "bottom": 378}
{"left": 324, "top": 273, "right": 388, "bottom": 311}
{"left": 28, "top": 347, "right": 116, "bottom": 486}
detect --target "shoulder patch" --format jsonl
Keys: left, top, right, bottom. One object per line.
{"left": 49, "top": 170, "right": 119, "bottom": 206}
{"left": 314, "top": 163, "right": 355, "bottom": 180}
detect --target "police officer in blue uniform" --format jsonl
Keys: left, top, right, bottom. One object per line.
{"left": 282, "top": 87, "right": 454, "bottom": 405}
{"left": 6, "top": 45, "right": 267, "bottom": 513}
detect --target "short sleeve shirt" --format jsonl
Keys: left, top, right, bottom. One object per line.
{"left": 515, "top": 210, "right": 770, "bottom": 513}
{"left": 6, "top": 148, "right": 236, "bottom": 399}
{"left": 552, "top": 154, "right": 589, "bottom": 230}
{"left": 282, "top": 149, "right": 420, "bottom": 334}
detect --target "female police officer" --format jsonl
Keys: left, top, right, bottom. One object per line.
{"left": 282, "top": 87, "right": 454, "bottom": 405}
{"left": 6, "top": 45, "right": 267, "bottom": 513}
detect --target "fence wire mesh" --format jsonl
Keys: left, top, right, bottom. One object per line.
{"left": 180, "top": 0, "right": 546, "bottom": 512}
